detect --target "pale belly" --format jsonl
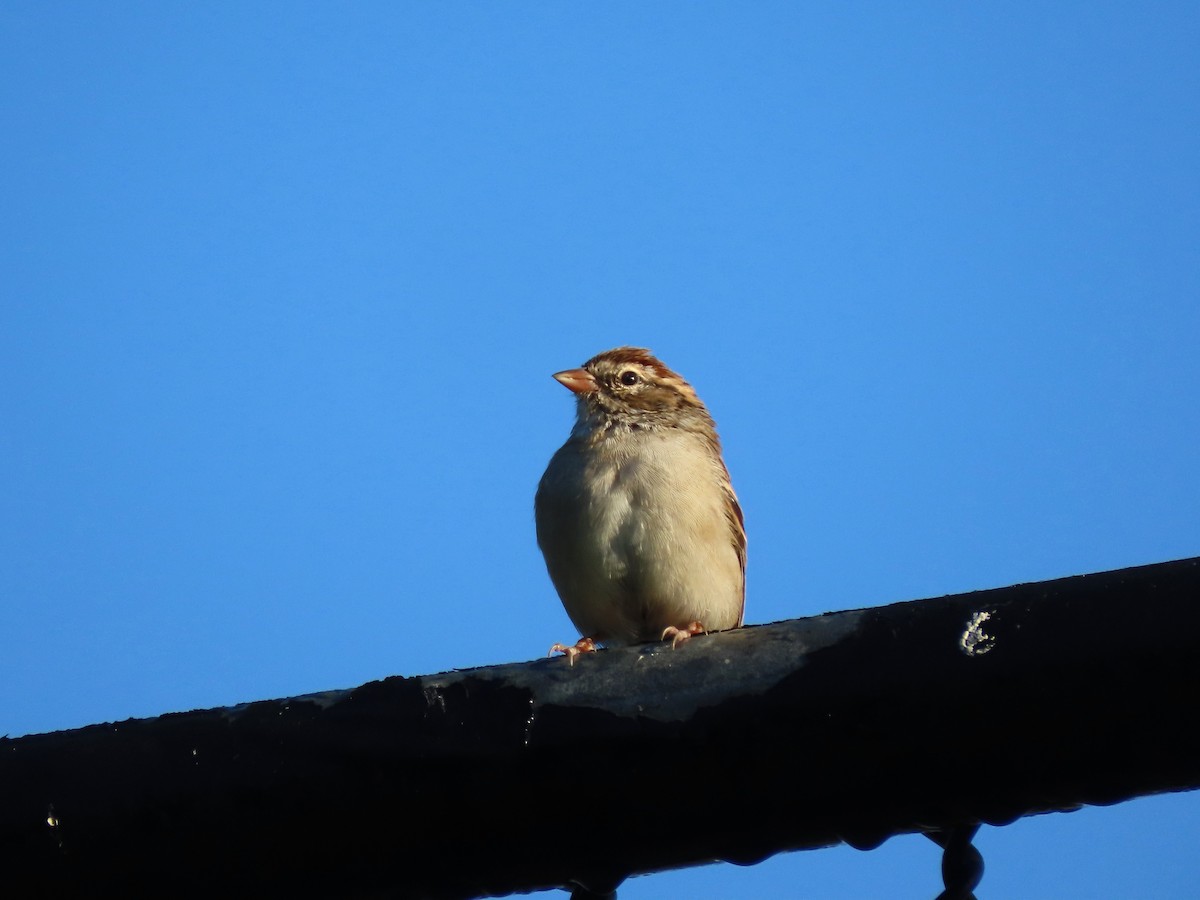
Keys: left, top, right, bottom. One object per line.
{"left": 536, "top": 432, "right": 743, "bottom": 645}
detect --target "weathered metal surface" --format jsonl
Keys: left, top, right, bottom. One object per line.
{"left": 3, "top": 556, "right": 1198, "bottom": 898}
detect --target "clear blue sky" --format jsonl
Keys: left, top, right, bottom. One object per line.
{"left": 3, "top": 3, "right": 1198, "bottom": 897}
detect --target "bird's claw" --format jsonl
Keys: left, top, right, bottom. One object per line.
{"left": 549, "top": 637, "right": 598, "bottom": 666}
{"left": 661, "top": 621, "right": 707, "bottom": 648}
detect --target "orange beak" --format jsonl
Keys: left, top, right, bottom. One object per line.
{"left": 552, "top": 367, "right": 598, "bottom": 394}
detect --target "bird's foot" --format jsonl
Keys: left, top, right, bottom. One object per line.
{"left": 661, "top": 621, "right": 707, "bottom": 648}
{"left": 549, "top": 637, "right": 598, "bottom": 666}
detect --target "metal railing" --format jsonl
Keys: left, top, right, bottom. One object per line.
{"left": 3, "top": 556, "right": 1198, "bottom": 898}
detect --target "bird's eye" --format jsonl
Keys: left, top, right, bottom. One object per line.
{"left": 619, "top": 371, "right": 640, "bottom": 386}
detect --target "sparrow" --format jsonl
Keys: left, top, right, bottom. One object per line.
{"left": 535, "top": 347, "right": 746, "bottom": 662}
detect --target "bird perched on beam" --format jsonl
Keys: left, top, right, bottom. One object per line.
{"left": 535, "top": 347, "right": 746, "bottom": 663}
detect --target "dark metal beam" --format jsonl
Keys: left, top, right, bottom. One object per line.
{"left": 3, "top": 556, "right": 1199, "bottom": 898}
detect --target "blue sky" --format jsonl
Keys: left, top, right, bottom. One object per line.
{"left": 3, "top": 3, "right": 1198, "bottom": 897}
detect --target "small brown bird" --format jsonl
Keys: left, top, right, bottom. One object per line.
{"left": 535, "top": 347, "right": 746, "bottom": 662}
